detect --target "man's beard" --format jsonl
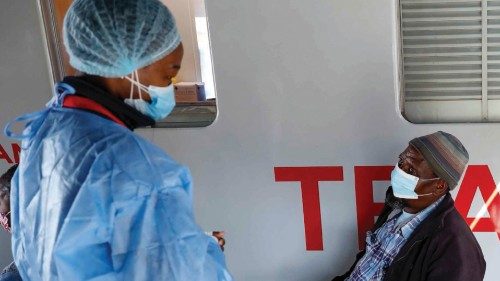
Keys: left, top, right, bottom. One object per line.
{"left": 386, "top": 187, "right": 406, "bottom": 210}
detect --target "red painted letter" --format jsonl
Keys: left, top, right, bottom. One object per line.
{"left": 455, "top": 165, "right": 500, "bottom": 240}
{"left": 354, "top": 166, "right": 393, "bottom": 249}
{"left": 274, "top": 166, "right": 344, "bottom": 251}
{"left": 11, "top": 143, "right": 20, "bottom": 164}
{"left": 0, "top": 144, "right": 13, "bottom": 164}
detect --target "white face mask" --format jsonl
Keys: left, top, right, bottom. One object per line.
{"left": 390, "top": 165, "right": 438, "bottom": 199}
{"left": 123, "top": 71, "right": 176, "bottom": 121}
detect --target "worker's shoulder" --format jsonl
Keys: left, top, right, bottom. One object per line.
{"left": 99, "top": 127, "right": 191, "bottom": 186}
{"left": 106, "top": 130, "right": 178, "bottom": 165}
{"left": 48, "top": 108, "right": 191, "bottom": 186}
{"left": 47, "top": 107, "right": 127, "bottom": 138}
{"left": 50, "top": 108, "right": 156, "bottom": 153}
{"left": 103, "top": 136, "right": 192, "bottom": 201}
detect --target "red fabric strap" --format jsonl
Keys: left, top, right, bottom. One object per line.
{"left": 62, "top": 95, "right": 126, "bottom": 127}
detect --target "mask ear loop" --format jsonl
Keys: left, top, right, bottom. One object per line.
{"left": 417, "top": 192, "right": 434, "bottom": 197}
{"left": 135, "top": 70, "right": 143, "bottom": 100}
{"left": 129, "top": 72, "right": 135, "bottom": 100}
{"left": 123, "top": 71, "right": 148, "bottom": 100}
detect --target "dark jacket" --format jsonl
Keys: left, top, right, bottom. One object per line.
{"left": 0, "top": 262, "right": 22, "bottom": 281}
{"left": 333, "top": 192, "right": 486, "bottom": 281}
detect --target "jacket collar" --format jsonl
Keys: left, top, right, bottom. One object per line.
{"left": 399, "top": 195, "right": 446, "bottom": 239}
{"left": 62, "top": 76, "right": 155, "bottom": 130}
{"left": 390, "top": 193, "right": 454, "bottom": 264}
{"left": 406, "top": 193, "right": 455, "bottom": 240}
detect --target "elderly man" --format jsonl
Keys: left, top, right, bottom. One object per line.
{"left": 333, "top": 131, "right": 486, "bottom": 281}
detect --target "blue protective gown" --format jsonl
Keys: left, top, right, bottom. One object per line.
{"left": 6, "top": 86, "right": 232, "bottom": 280}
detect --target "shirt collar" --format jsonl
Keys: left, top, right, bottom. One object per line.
{"left": 400, "top": 195, "right": 446, "bottom": 238}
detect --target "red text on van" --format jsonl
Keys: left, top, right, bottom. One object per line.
{"left": 275, "top": 165, "right": 500, "bottom": 251}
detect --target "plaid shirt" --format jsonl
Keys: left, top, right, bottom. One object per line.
{"left": 347, "top": 196, "right": 445, "bottom": 281}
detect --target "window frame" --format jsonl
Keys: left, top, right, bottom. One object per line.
{"left": 37, "top": 0, "right": 217, "bottom": 128}
{"left": 397, "top": 0, "right": 497, "bottom": 123}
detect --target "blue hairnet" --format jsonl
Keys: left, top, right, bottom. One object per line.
{"left": 63, "top": 0, "right": 182, "bottom": 77}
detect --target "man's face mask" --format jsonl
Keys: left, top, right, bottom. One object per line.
{"left": 0, "top": 211, "right": 11, "bottom": 233}
{"left": 391, "top": 165, "right": 438, "bottom": 199}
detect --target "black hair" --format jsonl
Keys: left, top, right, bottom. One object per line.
{"left": 0, "top": 164, "right": 18, "bottom": 192}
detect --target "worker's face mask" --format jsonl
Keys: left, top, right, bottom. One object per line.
{"left": 123, "top": 71, "right": 176, "bottom": 121}
{"left": 391, "top": 165, "right": 437, "bottom": 199}
{"left": 0, "top": 211, "right": 11, "bottom": 233}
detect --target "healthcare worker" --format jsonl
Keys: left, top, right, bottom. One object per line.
{"left": 5, "top": 0, "right": 232, "bottom": 280}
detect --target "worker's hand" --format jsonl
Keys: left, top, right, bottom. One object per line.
{"left": 211, "top": 231, "right": 225, "bottom": 252}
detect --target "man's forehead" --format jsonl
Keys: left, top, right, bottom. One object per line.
{"left": 401, "top": 144, "right": 424, "bottom": 159}
{"left": 401, "top": 144, "right": 438, "bottom": 177}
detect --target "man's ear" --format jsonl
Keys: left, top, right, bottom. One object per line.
{"left": 434, "top": 179, "right": 448, "bottom": 196}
